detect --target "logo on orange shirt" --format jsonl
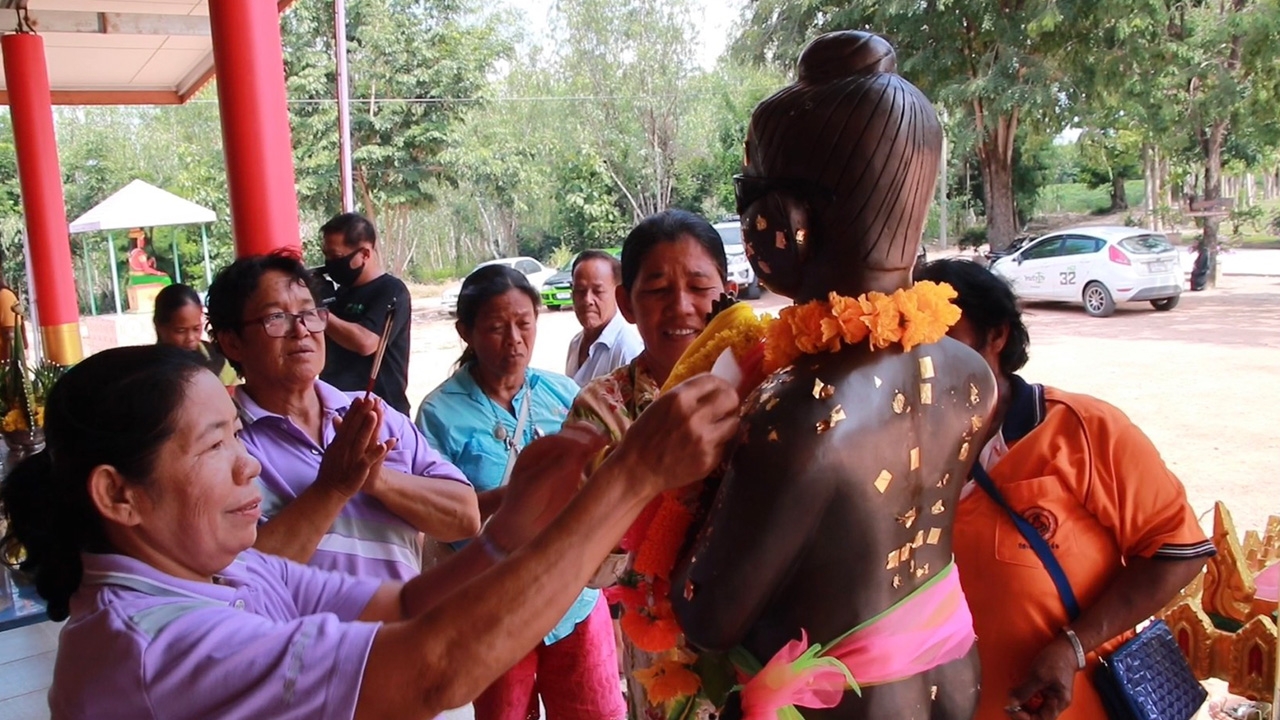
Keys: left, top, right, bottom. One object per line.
{"left": 1022, "top": 506, "right": 1059, "bottom": 541}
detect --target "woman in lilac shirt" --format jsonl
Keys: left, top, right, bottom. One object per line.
{"left": 0, "top": 345, "right": 739, "bottom": 720}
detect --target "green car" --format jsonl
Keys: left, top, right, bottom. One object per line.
{"left": 540, "top": 247, "right": 621, "bottom": 310}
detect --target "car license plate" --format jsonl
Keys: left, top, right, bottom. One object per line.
{"left": 556, "top": 292, "right": 570, "bottom": 300}
{"left": 1149, "top": 261, "right": 1170, "bottom": 273}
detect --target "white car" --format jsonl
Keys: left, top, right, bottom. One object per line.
{"left": 989, "top": 226, "right": 1183, "bottom": 317}
{"left": 713, "top": 221, "right": 762, "bottom": 299}
{"left": 441, "top": 256, "right": 557, "bottom": 315}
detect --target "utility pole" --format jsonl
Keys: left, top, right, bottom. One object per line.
{"left": 335, "top": 0, "right": 355, "bottom": 212}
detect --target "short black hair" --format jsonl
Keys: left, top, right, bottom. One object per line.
{"left": 205, "top": 251, "right": 320, "bottom": 371}
{"left": 153, "top": 283, "right": 203, "bottom": 329}
{"left": 913, "top": 258, "right": 1030, "bottom": 376}
{"left": 320, "top": 212, "right": 377, "bottom": 249}
{"left": 571, "top": 250, "right": 622, "bottom": 284}
{"left": 620, "top": 209, "right": 728, "bottom": 291}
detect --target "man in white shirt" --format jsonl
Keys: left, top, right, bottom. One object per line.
{"left": 565, "top": 250, "right": 644, "bottom": 386}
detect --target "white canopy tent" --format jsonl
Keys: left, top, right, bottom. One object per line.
{"left": 67, "top": 180, "right": 218, "bottom": 315}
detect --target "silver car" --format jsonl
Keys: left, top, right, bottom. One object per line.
{"left": 713, "top": 221, "right": 762, "bottom": 299}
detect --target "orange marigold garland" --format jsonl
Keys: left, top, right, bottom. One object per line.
{"left": 632, "top": 494, "right": 697, "bottom": 578}
{"left": 762, "top": 280, "right": 960, "bottom": 372}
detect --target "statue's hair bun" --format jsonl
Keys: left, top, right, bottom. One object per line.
{"left": 797, "top": 31, "right": 896, "bottom": 85}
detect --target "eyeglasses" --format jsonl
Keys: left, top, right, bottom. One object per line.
{"left": 244, "top": 308, "right": 329, "bottom": 338}
{"left": 733, "top": 174, "right": 835, "bottom": 217}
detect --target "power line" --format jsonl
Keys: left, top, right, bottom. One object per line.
{"left": 183, "top": 92, "right": 711, "bottom": 105}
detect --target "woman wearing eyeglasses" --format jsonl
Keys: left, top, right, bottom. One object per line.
{"left": 204, "top": 251, "right": 481, "bottom": 584}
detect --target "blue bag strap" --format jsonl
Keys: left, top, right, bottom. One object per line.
{"left": 971, "top": 458, "right": 1081, "bottom": 621}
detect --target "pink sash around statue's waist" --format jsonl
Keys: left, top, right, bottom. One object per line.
{"left": 735, "top": 560, "right": 975, "bottom": 719}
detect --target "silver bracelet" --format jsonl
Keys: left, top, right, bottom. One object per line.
{"left": 1062, "top": 626, "right": 1087, "bottom": 670}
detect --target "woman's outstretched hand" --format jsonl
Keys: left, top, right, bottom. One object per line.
{"left": 610, "top": 374, "right": 741, "bottom": 496}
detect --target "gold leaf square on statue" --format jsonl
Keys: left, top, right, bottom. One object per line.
{"left": 910, "top": 447, "right": 921, "bottom": 471}
{"left": 893, "top": 574, "right": 902, "bottom": 589}
{"left": 892, "top": 392, "right": 907, "bottom": 414}
{"left": 958, "top": 442, "right": 970, "bottom": 461}
{"left": 913, "top": 530, "right": 925, "bottom": 548}
{"left": 874, "top": 469, "right": 893, "bottom": 494}
{"left": 919, "top": 356, "right": 935, "bottom": 379}
{"left": 886, "top": 550, "right": 900, "bottom": 570}
{"left": 767, "top": 429, "right": 779, "bottom": 443}
{"left": 927, "top": 527, "right": 942, "bottom": 545}
{"left": 920, "top": 383, "right": 933, "bottom": 405}
{"left": 775, "top": 231, "right": 787, "bottom": 249}
{"left": 969, "top": 383, "right": 980, "bottom": 406}
{"left": 971, "top": 415, "right": 984, "bottom": 433}
{"left": 756, "top": 215, "right": 768, "bottom": 231}
{"left": 931, "top": 500, "right": 946, "bottom": 515}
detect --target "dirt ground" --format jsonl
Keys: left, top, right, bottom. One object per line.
{"left": 403, "top": 274, "right": 1280, "bottom": 538}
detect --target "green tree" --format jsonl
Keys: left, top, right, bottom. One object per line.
{"left": 1076, "top": 129, "right": 1143, "bottom": 212}
{"left": 733, "top": 2, "right": 1081, "bottom": 250}
{"left": 549, "top": 0, "right": 702, "bottom": 221}
{"left": 1077, "top": 0, "right": 1280, "bottom": 285}
{"left": 282, "top": 0, "right": 512, "bottom": 273}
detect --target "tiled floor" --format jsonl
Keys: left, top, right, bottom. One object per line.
{"left": 0, "top": 622, "right": 58, "bottom": 720}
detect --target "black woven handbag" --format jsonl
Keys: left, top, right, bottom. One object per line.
{"left": 1093, "top": 620, "right": 1207, "bottom": 720}
{"left": 972, "top": 463, "right": 1206, "bottom": 720}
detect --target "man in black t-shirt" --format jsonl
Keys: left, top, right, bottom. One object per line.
{"left": 317, "top": 213, "right": 413, "bottom": 415}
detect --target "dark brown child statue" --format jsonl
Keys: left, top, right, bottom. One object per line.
{"left": 670, "top": 31, "right": 996, "bottom": 720}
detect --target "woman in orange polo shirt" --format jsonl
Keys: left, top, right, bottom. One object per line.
{"left": 915, "top": 259, "right": 1214, "bottom": 720}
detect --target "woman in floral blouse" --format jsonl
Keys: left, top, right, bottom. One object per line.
{"left": 569, "top": 208, "right": 730, "bottom": 719}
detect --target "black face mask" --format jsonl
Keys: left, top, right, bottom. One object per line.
{"left": 324, "top": 249, "right": 364, "bottom": 287}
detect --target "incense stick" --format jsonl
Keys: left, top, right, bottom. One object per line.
{"left": 364, "top": 297, "right": 397, "bottom": 399}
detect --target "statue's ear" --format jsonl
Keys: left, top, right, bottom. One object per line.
{"left": 740, "top": 191, "right": 812, "bottom": 299}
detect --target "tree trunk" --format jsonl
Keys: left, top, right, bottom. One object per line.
{"left": 1193, "top": 121, "right": 1227, "bottom": 291}
{"left": 1246, "top": 173, "right": 1256, "bottom": 206}
{"left": 981, "top": 153, "right": 1017, "bottom": 250}
{"left": 1110, "top": 174, "right": 1129, "bottom": 211}
{"left": 1144, "top": 144, "right": 1159, "bottom": 230}
{"left": 938, "top": 126, "right": 949, "bottom": 249}
{"left": 974, "top": 115, "right": 1018, "bottom": 252}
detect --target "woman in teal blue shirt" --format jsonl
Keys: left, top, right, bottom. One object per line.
{"left": 416, "top": 265, "right": 625, "bottom": 720}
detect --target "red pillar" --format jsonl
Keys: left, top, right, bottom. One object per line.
{"left": 1, "top": 33, "right": 83, "bottom": 366}
{"left": 208, "top": 0, "right": 302, "bottom": 257}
